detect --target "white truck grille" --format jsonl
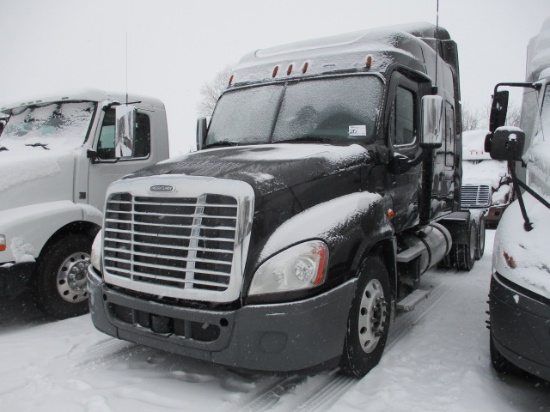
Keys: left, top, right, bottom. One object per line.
{"left": 101, "top": 176, "right": 254, "bottom": 303}
{"left": 461, "top": 184, "right": 491, "bottom": 208}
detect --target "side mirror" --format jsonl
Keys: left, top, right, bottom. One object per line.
{"left": 115, "top": 105, "right": 136, "bottom": 158}
{"left": 420, "top": 95, "right": 444, "bottom": 148}
{"left": 196, "top": 117, "right": 207, "bottom": 150}
{"left": 489, "top": 90, "right": 509, "bottom": 132}
{"left": 489, "top": 127, "right": 525, "bottom": 161}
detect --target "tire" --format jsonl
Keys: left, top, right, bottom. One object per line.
{"left": 33, "top": 234, "right": 93, "bottom": 319}
{"left": 475, "top": 216, "right": 486, "bottom": 260}
{"left": 455, "top": 220, "right": 477, "bottom": 271}
{"left": 340, "top": 256, "right": 391, "bottom": 378}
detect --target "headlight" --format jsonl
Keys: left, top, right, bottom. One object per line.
{"left": 249, "top": 240, "right": 328, "bottom": 296}
{"left": 90, "top": 231, "right": 103, "bottom": 271}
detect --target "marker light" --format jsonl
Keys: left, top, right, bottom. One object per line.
{"left": 365, "top": 54, "right": 373, "bottom": 69}
{"left": 272, "top": 66, "right": 279, "bottom": 78}
{"left": 302, "top": 61, "right": 309, "bottom": 73}
{"left": 228, "top": 74, "right": 234, "bottom": 86}
{"left": 0, "top": 235, "right": 5, "bottom": 252}
{"left": 249, "top": 240, "right": 329, "bottom": 296}
{"left": 286, "top": 64, "right": 293, "bottom": 75}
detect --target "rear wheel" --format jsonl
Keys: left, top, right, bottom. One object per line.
{"left": 33, "top": 234, "right": 92, "bottom": 319}
{"left": 341, "top": 256, "right": 391, "bottom": 378}
{"left": 455, "top": 220, "right": 477, "bottom": 271}
{"left": 475, "top": 217, "right": 486, "bottom": 260}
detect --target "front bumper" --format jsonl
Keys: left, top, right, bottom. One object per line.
{"left": 490, "top": 272, "right": 550, "bottom": 381}
{"left": 0, "top": 261, "right": 35, "bottom": 297}
{"left": 87, "top": 266, "right": 357, "bottom": 373}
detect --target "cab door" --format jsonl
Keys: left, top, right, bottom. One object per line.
{"left": 385, "top": 72, "right": 423, "bottom": 232}
{"left": 86, "top": 107, "right": 153, "bottom": 211}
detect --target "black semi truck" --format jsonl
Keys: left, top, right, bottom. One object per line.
{"left": 87, "top": 23, "right": 481, "bottom": 377}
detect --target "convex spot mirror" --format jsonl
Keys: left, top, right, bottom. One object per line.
{"left": 420, "top": 95, "right": 443, "bottom": 148}
{"left": 115, "top": 105, "right": 136, "bottom": 158}
{"left": 489, "top": 127, "right": 525, "bottom": 161}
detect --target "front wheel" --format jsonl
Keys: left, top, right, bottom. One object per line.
{"left": 340, "top": 256, "right": 391, "bottom": 378}
{"left": 33, "top": 234, "right": 93, "bottom": 319}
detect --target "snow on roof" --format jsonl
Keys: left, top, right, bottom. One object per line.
{"left": 0, "top": 88, "right": 165, "bottom": 114}
{"left": 526, "top": 17, "right": 550, "bottom": 82}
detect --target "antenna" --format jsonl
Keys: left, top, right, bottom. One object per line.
{"left": 433, "top": 0, "right": 439, "bottom": 94}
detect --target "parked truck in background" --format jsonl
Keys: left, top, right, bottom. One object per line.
{"left": 88, "top": 23, "right": 482, "bottom": 377}
{"left": 0, "top": 89, "right": 169, "bottom": 319}
{"left": 461, "top": 129, "right": 514, "bottom": 230}
{"left": 486, "top": 17, "right": 550, "bottom": 381}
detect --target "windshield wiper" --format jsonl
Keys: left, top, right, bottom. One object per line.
{"left": 276, "top": 136, "right": 333, "bottom": 144}
{"left": 203, "top": 141, "right": 241, "bottom": 149}
{"left": 25, "top": 143, "right": 50, "bottom": 150}
{"left": 0, "top": 146, "right": 7, "bottom": 152}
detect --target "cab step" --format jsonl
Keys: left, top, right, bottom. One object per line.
{"left": 397, "top": 289, "right": 430, "bottom": 312}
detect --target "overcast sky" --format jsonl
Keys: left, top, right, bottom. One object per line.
{"left": 0, "top": 0, "right": 548, "bottom": 155}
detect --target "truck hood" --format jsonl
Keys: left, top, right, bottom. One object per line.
{"left": 126, "top": 143, "right": 371, "bottom": 197}
{"left": 0, "top": 147, "right": 76, "bottom": 212}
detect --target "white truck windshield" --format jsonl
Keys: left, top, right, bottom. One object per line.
{"left": 0, "top": 101, "right": 95, "bottom": 151}
{"left": 205, "top": 76, "right": 383, "bottom": 147}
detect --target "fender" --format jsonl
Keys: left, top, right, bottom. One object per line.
{"left": 255, "top": 192, "right": 395, "bottom": 283}
{"left": 0, "top": 201, "right": 103, "bottom": 263}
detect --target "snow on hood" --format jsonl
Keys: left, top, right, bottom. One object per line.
{"left": 461, "top": 130, "right": 510, "bottom": 188}
{"left": 130, "top": 144, "right": 371, "bottom": 197}
{"left": 494, "top": 195, "right": 550, "bottom": 299}
{"left": 462, "top": 158, "right": 508, "bottom": 189}
{"left": 259, "top": 191, "right": 383, "bottom": 261}
{"left": 0, "top": 148, "right": 77, "bottom": 211}
{"left": 493, "top": 137, "right": 550, "bottom": 299}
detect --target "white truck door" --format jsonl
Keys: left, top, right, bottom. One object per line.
{"left": 87, "top": 107, "right": 154, "bottom": 212}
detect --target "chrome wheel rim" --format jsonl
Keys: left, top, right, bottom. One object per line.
{"left": 358, "top": 279, "right": 387, "bottom": 353}
{"left": 56, "top": 252, "right": 90, "bottom": 303}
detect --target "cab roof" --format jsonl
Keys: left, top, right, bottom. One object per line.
{"left": 0, "top": 88, "right": 165, "bottom": 114}
{"left": 230, "top": 22, "right": 455, "bottom": 87}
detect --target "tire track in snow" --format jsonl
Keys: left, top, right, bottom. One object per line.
{"left": 225, "top": 268, "right": 462, "bottom": 412}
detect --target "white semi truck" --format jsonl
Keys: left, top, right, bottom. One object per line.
{"left": 0, "top": 89, "right": 169, "bottom": 319}
{"left": 486, "top": 17, "right": 550, "bottom": 381}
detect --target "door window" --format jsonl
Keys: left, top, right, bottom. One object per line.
{"left": 97, "top": 109, "right": 150, "bottom": 160}
{"left": 390, "top": 86, "right": 416, "bottom": 146}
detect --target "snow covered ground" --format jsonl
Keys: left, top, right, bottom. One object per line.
{"left": 0, "top": 229, "right": 549, "bottom": 412}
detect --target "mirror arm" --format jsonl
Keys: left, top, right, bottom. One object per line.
{"left": 509, "top": 162, "right": 533, "bottom": 231}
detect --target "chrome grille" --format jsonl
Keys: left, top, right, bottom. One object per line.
{"left": 461, "top": 185, "right": 491, "bottom": 208}
{"left": 103, "top": 192, "right": 238, "bottom": 294}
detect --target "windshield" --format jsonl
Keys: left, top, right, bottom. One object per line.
{"left": 0, "top": 101, "right": 95, "bottom": 151}
{"left": 205, "top": 75, "right": 383, "bottom": 147}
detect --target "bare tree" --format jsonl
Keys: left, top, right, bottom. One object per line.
{"left": 196, "top": 65, "right": 233, "bottom": 118}
{"left": 505, "top": 104, "right": 521, "bottom": 128}
{"left": 462, "top": 104, "right": 484, "bottom": 131}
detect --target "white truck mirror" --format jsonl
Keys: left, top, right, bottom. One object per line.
{"left": 420, "top": 95, "right": 444, "bottom": 148}
{"left": 115, "top": 105, "right": 136, "bottom": 158}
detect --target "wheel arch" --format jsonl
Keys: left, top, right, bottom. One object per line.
{"left": 352, "top": 237, "right": 398, "bottom": 300}
{"left": 39, "top": 220, "right": 100, "bottom": 259}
